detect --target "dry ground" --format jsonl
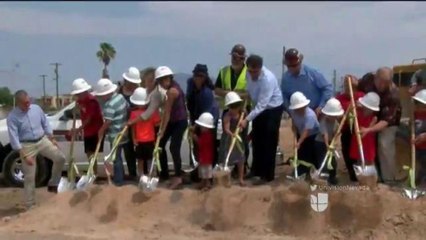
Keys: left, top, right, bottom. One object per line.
{"left": 0, "top": 120, "right": 424, "bottom": 240}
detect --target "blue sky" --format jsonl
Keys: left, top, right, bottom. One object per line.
{"left": 0, "top": 1, "right": 425, "bottom": 97}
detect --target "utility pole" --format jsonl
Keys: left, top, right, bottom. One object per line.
{"left": 39, "top": 74, "right": 47, "bottom": 98}
{"left": 333, "top": 69, "right": 337, "bottom": 95}
{"left": 50, "top": 63, "right": 61, "bottom": 108}
{"left": 282, "top": 46, "right": 286, "bottom": 78}
{"left": 39, "top": 74, "right": 47, "bottom": 108}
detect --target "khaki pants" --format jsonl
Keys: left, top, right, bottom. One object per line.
{"left": 21, "top": 136, "right": 65, "bottom": 208}
{"left": 378, "top": 126, "right": 398, "bottom": 181}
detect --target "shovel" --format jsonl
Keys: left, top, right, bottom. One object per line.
{"left": 182, "top": 128, "right": 198, "bottom": 173}
{"left": 213, "top": 101, "right": 247, "bottom": 186}
{"left": 182, "top": 104, "right": 199, "bottom": 173}
{"left": 76, "top": 139, "right": 102, "bottom": 191}
{"left": 310, "top": 106, "right": 351, "bottom": 185}
{"left": 403, "top": 99, "right": 426, "bottom": 200}
{"left": 103, "top": 126, "right": 129, "bottom": 185}
{"left": 286, "top": 122, "right": 314, "bottom": 181}
{"left": 58, "top": 107, "right": 80, "bottom": 193}
{"left": 139, "top": 133, "right": 162, "bottom": 192}
{"left": 347, "top": 76, "right": 377, "bottom": 181}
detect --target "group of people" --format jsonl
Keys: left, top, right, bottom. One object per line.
{"left": 7, "top": 43, "right": 426, "bottom": 210}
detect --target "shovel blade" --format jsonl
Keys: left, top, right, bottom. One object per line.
{"left": 354, "top": 165, "right": 377, "bottom": 177}
{"left": 286, "top": 173, "right": 307, "bottom": 182}
{"left": 58, "top": 177, "right": 71, "bottom": 193}
{"left": 139, "top": 175, "right": 159, "bottom": 192}
{"left": 402, "top": 188, "right": 426, "bottom": 200}
{"left": 310, "top": 168, "right": 321, "bottom": 180}
{"left": 76, "top": 175, "right": 96, "bottom": 191}
{"left": 182, "top": 166, "right": 197, "bottom": 173}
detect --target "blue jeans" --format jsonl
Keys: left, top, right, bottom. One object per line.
{"left": 112, "top": 145, "right": 125, "bottom": 186}
{"left": 417, "top": 149, "right": 426, "bottom": 184}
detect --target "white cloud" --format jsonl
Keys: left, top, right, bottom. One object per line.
{"left": 1, "top": 2, "right": 426, "bottom": 80}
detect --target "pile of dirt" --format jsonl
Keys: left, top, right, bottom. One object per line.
{"left": 1, "top": 182, "right": 426, "bottom": 240}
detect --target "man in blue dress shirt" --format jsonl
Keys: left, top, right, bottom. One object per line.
{"left": 7, "top": 90, "right": 65, "bottom": 209}
{"left": 239, "top": 54, "right": 284, "bottom": 184}
{"left": 281, "top": 48, "right": 333, "bottom": 116}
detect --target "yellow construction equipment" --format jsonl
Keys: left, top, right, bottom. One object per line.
{"left": 393, "top": 58, "right": 426, "bottom": 119}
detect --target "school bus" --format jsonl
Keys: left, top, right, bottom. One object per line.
{"left": 393, "top": 58, "right": 426, "bottom": 119}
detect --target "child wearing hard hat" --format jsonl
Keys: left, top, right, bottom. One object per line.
{"left": 349, "top": 92, "right": 379, "bottom": 174}
{"left": 128, "top": 87, "right": 161, "bottom": 179}
{"left": 411, "top": 89, "right": 426, "bottom": 185}
{"left": 192, "top": 112, "right": 216, "bottom": 191}
{"left": 218, "top": 91, "right": 248, "bottom": 187}
{"left": 288, "top": 91, "right": 320, "bottom": 176}
{"left": 314, "top": 98, "right": 344, "bottom": 185}
{"left": 336, "top": 75, "right": 365, "bottom": 182}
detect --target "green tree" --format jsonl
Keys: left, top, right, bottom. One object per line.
{"left": 0, "top": 87, "right": 14, "bottom": 107}
{"left": 96, "top": 42, "right": 116, "bottom": 79}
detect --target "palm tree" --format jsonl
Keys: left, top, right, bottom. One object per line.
{"left": 96, "top": 42, "right": 116, "bottom": 79}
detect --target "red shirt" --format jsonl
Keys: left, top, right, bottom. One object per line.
{"left": 349, "top": 109, "right": 376, "bottom": 164}
{"left": 129, "top": 109, "right": 161, "bottom": 143}
{"left": 77, "top": 94, "right": 103, "bottom": 138}
{"left": 197, "top": 130, "right": 215, "bottom": 165}
{"left": 336, "top": 92, "right": 365, "bottom": 130}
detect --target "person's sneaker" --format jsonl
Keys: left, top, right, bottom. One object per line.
{"left": 47, "top": 185, "right": 58, "bottom": 194}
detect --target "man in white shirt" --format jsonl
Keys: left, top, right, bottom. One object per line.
{"left": 239, "top": 54, "right": 284, "bottom": 184}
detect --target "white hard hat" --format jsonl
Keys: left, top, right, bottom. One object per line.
{"left": 413, "top": 89, "right": 426, "bottom": 105}
{"left": 195, "top": 112, "right": 215, "bottom": 129}
{"left": 93, "top": 78, "right": 118, "bottom": 96}
{"left": 321, "top": 98, "right": 344, "bottom": 116}
{"left": 130, "top": 87, "right": 150, "bottom": 106}
{"left": 289, "top": 91, "right": 310, "bottom": 110}
{"left": 225, "top": 91, "right": 243, "bottom": 106}
{"left": 122, "top": 67, "right": 141, "bottom": 84}
{"left": 70, "top": 78, "right": 92, "bottom": 95}
{"left": 155, "top": 66, "right": 173, "bottom": 80}
{"left": 358, "top": 92, "right": 380, "bottom": 112}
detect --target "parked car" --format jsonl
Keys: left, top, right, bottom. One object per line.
{"left": 0, "top": 102, "right": 284, "bottom": 187}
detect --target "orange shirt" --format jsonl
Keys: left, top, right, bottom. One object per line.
{"left": 129, "top": 109, "right": 161, "bottom": 143}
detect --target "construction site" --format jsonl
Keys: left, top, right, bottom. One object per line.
{"left": 2, "top": 2, "right": 426, "bottom": 240}
{"left": 0, "top": 117, "right": 425, "bottom": 240}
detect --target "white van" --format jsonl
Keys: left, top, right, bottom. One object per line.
{"left": 0, "top": 102, "right": 272, "bottom": 187}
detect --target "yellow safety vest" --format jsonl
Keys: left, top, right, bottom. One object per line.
{"left": 219, "top": 65, "right": 248, "bottom": 109}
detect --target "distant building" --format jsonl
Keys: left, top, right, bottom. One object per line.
{"left": 41, "top": 94, "right": 73, "bottom": 109}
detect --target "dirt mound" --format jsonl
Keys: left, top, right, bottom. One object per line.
{"left": 1, "top": 182, "right": 426, "bottom": 239}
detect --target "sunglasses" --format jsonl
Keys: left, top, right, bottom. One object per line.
{"left": 230, "top": 53, "right": 245, "bottom": 61}
{"left": 287, "top": 64, "right": 300, "bottom": 68}
{"left": 193, "top": 73, "right": 206, "bottom": 78}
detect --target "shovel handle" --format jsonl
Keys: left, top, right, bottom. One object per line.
{"left": 106, "top": 126, "right": 128, "bottom": 162}
{"left": 347, "top": 76, "right": 366, "bottom": 169}
{"left": 67, "top": 106, "right": 78, "bottom": 179}
{"left": 87, "top": 138, "right": 103, "bottom": 176}
{"left": 410, "top": 98, "right": 416, "bottom": 186}
{"left": 151, "top": 110, "right": 165, "bottom": 173}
